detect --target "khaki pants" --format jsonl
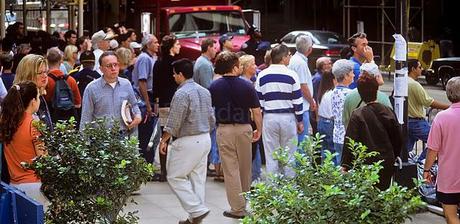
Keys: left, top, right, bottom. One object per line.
{"left": 217, "top": 123, "right": 252, "bottom": 214}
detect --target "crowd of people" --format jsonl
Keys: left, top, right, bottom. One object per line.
{"left": 0, "top": 21, "right": 459, "bottom": 223}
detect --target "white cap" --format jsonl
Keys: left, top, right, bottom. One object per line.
{"left": 91, "top": 30, "right": 115, "bottom": 44}
{"left": 130, "top": 41, "right": 142, "bottom": 49}
{"left": 360, "top": 63, "right": 381, "bottom": 77}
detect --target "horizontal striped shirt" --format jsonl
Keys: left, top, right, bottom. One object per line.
{"left": 255, "top": 64, "right": 303, "bottom": 122}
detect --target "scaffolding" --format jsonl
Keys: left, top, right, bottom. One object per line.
{"left": 1, "top": 0, "right": 84, "bottom": 38}
{"left": 342, "top": 0, "right": 424, "bottom": 65}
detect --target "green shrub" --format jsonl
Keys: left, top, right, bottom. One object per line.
{"left": 243, "top": 135, "right": 425, "bottom": 224}
{"left": 26, "top": 118, "right": 154, "bottom": 224}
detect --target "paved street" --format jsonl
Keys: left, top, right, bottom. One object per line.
{"left": 122, "top": 76, "right": 449, "bottom": 223}
{"left": 126, "top": 179, "right": 445, "bottom": 224}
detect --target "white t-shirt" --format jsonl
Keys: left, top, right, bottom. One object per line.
{"left": 318, "top": 90, "right": 333, "bottom": 119}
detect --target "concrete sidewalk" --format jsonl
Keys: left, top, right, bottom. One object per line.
{"left": 124, "top": 178, "right": 445, "bottom": 224}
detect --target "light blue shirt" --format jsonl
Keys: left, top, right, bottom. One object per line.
{"left": 193, "top": 55, "right": 214, "bottom": 89}
{"left": 132, "top": 51, "right": 156, "bottom": 92}
{"left": 0, "top": 77, "right": 7, "bottom": 102}
{"left": 288, "top": 51, "right": 313, "bottom": 111}
{"left": 80, "top": 76, "right": 141, "bottom": 131}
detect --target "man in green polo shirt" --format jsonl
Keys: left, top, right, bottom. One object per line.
{"left": 407, "top": 59, "right": 449, "bottom": 162}
{"left": 342, "top": 62, "right": 392, "bottom": 127}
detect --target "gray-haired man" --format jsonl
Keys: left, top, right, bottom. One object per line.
{"left": 288, "top": 35, "right": 316, "bottom": 143}
{"left": 132, "top": 33, "right": 160, "bottom": 164}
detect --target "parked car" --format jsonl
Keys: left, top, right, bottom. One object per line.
{"left": 426, "top": 57, "right": 460, "bottom": 89}
{"left": 274, "top": 30, "right": 348, "bottom": 72}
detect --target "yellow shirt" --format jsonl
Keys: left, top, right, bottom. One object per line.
{"left": 408, "top": 77, "right": 434, "bottom": 118}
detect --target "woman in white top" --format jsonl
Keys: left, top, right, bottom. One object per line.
{"left": 317, "top": 71, "right": 336, "bottom": 162}
{"left": 330, "top": 59, "right": 355, "bottom": 165}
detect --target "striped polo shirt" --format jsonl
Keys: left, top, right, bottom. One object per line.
{"left": 255, "top": 64, "right": 303, "bottom": 122}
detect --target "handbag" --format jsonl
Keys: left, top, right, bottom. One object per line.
{"left": 393, "top": 156, "right": 418, "bottom": 189}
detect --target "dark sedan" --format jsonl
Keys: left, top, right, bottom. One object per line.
{"left": 426, "top": 57, "right": 460, "bottom": 89}
{"left": 274, "top": 30, "right": 348, "bottom": 72}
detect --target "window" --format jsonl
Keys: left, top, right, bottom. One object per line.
{"left": 169, "top": 11, "right": 246, "bottom": 38}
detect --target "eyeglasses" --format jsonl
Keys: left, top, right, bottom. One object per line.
{"left": 36, "top": 70, "right": 48, "bottom": 76}
{"left": 103, "top": 63, "right": 119, "bottom": 69}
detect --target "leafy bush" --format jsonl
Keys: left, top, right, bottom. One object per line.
{"left": 243, "top": 135, "right": 425, "bottom": 224}
{"left": 26, "top": 118, "right": 154, "bottom": 224}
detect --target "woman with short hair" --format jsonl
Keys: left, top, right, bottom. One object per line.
{"left": 63, "top": 45, "right": 78, "bottom": 72}
{"left": 424, "top": 77, "right": 460, "bottom": 224}
{"left": 330, "top": 59, "right": 355, "bottom": 165}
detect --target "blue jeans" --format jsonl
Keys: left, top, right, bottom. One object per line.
{"left": 209, "top": 128, "right": 221, "bottom": 164}
{"left": 317, "top": 117, "right": 334, "bottom": 163}
{"left": 297, "top": 111, "right": 310, "bottom": 145}
{"left": 334, "top": 143, "right": 343, "bottom": 166}
{"left": 407, "top": 119, "right": 430, "bottom": 161}
{"left": 252, "top": 145, "right": 262, "bottom": 181}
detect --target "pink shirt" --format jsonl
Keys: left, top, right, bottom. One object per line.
{"left": 427, "top": 102, "right": 460, "bottom": 193}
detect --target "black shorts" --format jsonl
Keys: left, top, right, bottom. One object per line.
{"left": 436, "top": 191, "right": 460, "bottom": 205}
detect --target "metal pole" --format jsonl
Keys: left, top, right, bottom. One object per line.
{"left": 79, "top": 0, "right": 84, "bottom": 36}
{"left": 23, "top": 0, "right": 27, "bottom": 36}
{"left": 342, "top": 0, "right": 345, "bottom": 37}
{"left": 68, "top": 4, "right": 73, "bottom": 31}
{"left": 46, "top": 0, "right": 51, "bottom": 33}
{"left": 347, "top": 0, "right": 350, "bottom": 37}
{"left": 0, "top": 0, "right": 5, "bottom": 38}
{"left": 421, "top": 0, "right": 424, "bottom": 42}
{"left": 92, "top": 0, "right": 98, "bottom": 32}
{"left": 381, "top": 0, "right": 385, "bottom": 65}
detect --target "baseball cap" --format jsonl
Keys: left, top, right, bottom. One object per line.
{"left": 91, "top": 30, "right": 115, "bottom": 43}
{"left": 219, "top": 34, "right": 233, "bottom": 46}
{"left": 79, "top": 50, "right": 95, "bottom": 63}
{"left": 360, "top": 63, "right": 381, "bottom": 77}
{"left": 130, "top": 42, "right": 142, "bottom": 49}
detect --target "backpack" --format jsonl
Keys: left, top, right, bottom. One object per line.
{"left": 49, "top": 73, "right": 76, "bottom": 122}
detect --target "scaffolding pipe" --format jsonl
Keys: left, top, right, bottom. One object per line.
{"left": 1, "top": 0, "right": 5, "bottom": 38}
{"left": 46, "top": 0, "right": 51, "bottom": 33}
{"left": 421, "top": 0, "right": 424, "bottom": 41}
{"left": 347, "top": 0, "right": 350, "bottom": 37}
{"left": 342, "top": 0, "right": 345, "bottom": 37}
{"left": 23, "top": 0, "right": 27, "bottom": 36}
{"left": 79, "top": 0, "right": 83, "bottom": 36}
{"left": 381, "top": 0, "right": 385, "bottom": 65}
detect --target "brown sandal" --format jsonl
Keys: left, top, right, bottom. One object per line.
{"left": 213, "top": 175, "right": 224, "bottom": 182}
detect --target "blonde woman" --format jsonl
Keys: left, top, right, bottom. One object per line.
{"left": 13, "top": 54, "right": 53, "bottom": 130}
{"left": 63, "top": 45, "right": 78, "bottom": 72}
{"left": 239, "top": 55, "right": 257, "bottom": 84}
{"left": 115, "top": 47, "right": 134, "bottom": 82}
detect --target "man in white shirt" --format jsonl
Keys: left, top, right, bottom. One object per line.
{"left": 91, "top": 30, "right": 114, "bottom": 74}
{"left": 288, "top": 35, "right": 316, "bottom": 144}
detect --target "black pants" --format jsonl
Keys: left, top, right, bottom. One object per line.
{"left": 138, "top": 116, "right": 156, "bottom": 164}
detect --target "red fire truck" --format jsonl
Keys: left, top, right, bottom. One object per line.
{"left": 131, "top": 0, "right": 250, "bottom": 60}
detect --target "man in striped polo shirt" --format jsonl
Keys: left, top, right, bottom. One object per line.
{"left": 255, "top": 44, "right": 304, "bottom": 177}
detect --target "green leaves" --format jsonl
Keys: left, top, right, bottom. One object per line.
{"left": 243, "top": 136, "right": 425, "bottom": 224}
{"left": 29, "top": 118, "right": 155, "bottom": 223}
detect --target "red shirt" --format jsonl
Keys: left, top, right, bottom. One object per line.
{"left": 45, "top": 69, "right": 82, "bottom": 106}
